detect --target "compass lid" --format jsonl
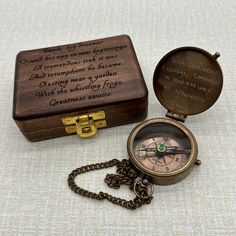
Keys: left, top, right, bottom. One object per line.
{"left": 153, "top": 47, "right": 223, "bottom": 117}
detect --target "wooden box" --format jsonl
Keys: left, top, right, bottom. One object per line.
{"left": 13, "top": 35, "right": 148, "bottom": 141}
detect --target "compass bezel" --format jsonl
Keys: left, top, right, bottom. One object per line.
{"left": 127, "top": 118, "right": 198, "bottom": 185}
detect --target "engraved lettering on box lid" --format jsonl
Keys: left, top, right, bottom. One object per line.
{"left": 14, "top": 35, "right": 147, "bottom": 119}
{"left": 153, "top": 47, "right": 223, "bottom": 116}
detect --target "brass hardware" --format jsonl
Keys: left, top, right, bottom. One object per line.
{"left": 68, "top": 159, "right": 153, "bottom": 209}
{"left": 195, "top": 159, "right": 202, "bottom": 166}
{"left": 62, "top": 111, "right": 107, "bottom": 138}
{"left": 213, "top": 52, "right": 220, "bottom": 59}
{"left": 166, "top": 111, "right": 186, "bottom": 122}
{"left": 127, "top": 118, "right": 198, "bottom": 185}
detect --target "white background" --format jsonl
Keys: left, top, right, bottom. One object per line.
{"left": 0, "top": 0, "right": 235, "bottom": 235}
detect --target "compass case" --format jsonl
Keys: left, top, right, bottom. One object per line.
{"left": 13, "top": 35, "right": 148, "bottom": 141}
{"left": 153, "top": 47, "right": 223, "bottom": 121}
{"left": 127, "top": 47, "right": 223, "bottom": 186}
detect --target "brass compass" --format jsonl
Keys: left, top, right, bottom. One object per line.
{"left": 127, "top": 47, "right": 223, "bottom": 185}
{"left": 68, "top": 47, "right": 223, "bottom": 209}
{"left": 128, "top": 118, "right": 198, "bottom": 185}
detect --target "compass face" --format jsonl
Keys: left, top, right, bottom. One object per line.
{"left": 135, "top": 136, "right": 190, "bottom": 173}
{"left": 128, "top": 119, "right": 197, "bottom": 178}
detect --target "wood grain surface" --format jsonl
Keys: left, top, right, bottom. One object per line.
{"left": 13, "top": 35, "right": 148, "bottom": 141}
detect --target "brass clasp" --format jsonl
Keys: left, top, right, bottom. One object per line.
{"left": 62, "top": 111, "right": 107, "bottom": 138}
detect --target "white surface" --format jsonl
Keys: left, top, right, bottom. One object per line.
{"left": 0, "top": 0, "right": 235, "bottom": 235}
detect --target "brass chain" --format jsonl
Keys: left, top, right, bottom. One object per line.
{"left": 67, "top": 159, "right": 153, "bottom": 209}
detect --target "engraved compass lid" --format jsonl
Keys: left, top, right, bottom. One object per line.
{"left": 153, "top": 47, "right": 223, "bottom": 118}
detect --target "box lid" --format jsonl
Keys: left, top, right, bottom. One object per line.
{"left": 153, "top": 47, "right": 223, "bottom": 117}
{"left": 13, "top": 35, "right": 147, "bottom": 120}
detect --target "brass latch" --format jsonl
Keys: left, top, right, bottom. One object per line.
{"left": 62, "top": 111, "right": 107, "bottom": 138}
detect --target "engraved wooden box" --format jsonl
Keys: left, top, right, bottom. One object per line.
{"left": 13, "top": 35, "right": 148, "bottom": 141}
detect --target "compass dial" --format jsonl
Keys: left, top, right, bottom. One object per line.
{"left": 128, "top": 118, "right": 198, "bottom": 183}
{"left": 135, "top": 136, "right": 190, "bottom": 173}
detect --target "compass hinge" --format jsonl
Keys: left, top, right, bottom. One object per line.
{"left": 62, "top": 111, "right": 107, "bottom": 138}
{"left": 166, "top": 111, "right": 186, "bottom": 122}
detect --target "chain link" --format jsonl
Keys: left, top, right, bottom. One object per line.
{"left": 67, "top": 159, "right": 153, "bottom": 209}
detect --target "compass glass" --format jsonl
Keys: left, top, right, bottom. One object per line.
{"left": 132, "top": 122, "right": 192, "bottom": 174}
